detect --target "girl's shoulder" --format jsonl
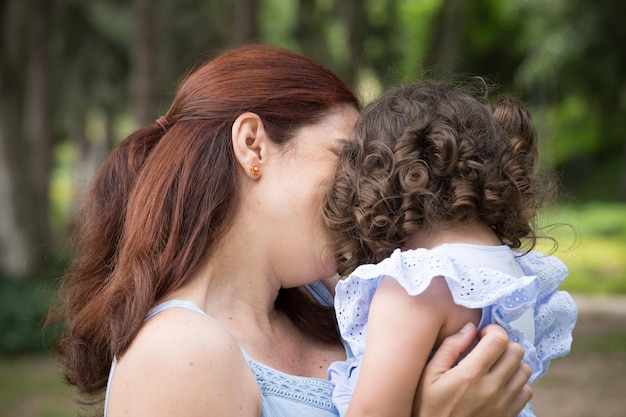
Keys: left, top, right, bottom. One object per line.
{"left": 108, "top": 304, "right": 260, "bottom": 417}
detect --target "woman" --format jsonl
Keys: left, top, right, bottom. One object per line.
{"left": 53, "top": 44, "right": 532, "bottom": 417}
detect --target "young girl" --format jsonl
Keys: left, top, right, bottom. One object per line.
{"left": 323, "top": 81, "right": 578, "bottom": 417}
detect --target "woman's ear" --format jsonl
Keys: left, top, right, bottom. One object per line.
{"left": 232, "top": 112, "right": 269, "bottom": 180}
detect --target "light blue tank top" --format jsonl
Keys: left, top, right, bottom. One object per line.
{"left": 104, "top": 282, "right": 341, "bottom": 417}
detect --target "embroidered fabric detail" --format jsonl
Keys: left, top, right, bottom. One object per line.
{"left": 244, "top": 352, "right": 337, "bottom": 412}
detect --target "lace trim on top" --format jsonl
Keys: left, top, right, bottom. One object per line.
{"left": 242, "top": 350, "right": 336, "bottom": 412}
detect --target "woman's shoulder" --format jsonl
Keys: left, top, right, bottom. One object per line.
{"left": 138, "top": 304, "right": 239, "bottom": 356}
{"left": 108, "top": 305, "right": 261, "bottom": 416}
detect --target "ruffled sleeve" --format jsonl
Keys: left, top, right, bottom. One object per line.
{"left": 515, "top": 251, "right": 578, "bottom": 380}
{"left": 334, "top": 248, "right": 538, "bottom": 355}
{"left": 333, "top": 248, "right": 576, "bottom": 379}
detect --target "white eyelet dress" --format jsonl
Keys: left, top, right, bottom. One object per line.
{"left": 328, "top": 244, "right": 578, "bottom": 417}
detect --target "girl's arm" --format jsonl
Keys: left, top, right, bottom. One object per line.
{"left": 345, "top": 276, "right": 480, "bottom": 417}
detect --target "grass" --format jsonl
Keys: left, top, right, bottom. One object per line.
{"left": 0, "top": 356, "right": 78, "bottom": 417}
{"left": 572, "top": 331, "right": 626, "bottom": 354}
{"left": 536, "top": 202, "right": 626, "bottom": 294}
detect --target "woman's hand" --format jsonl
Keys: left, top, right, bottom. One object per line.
{"left": 413, "top": 323, "right": 532, "bottom": 417}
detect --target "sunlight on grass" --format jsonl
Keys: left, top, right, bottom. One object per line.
{"left": 537, "top": 203, "right": 626, "bottom": 294}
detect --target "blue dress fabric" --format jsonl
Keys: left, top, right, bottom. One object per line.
{"left": 104, "top": 281, "right": 342, "bottom": 417}
{"left": 243, "top": 350, "right": 338, "bottom": 417}
{"left": 328, "top": 243, "right": 578, "bottom": 417}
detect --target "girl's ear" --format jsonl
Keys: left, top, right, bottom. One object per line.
{"left": 232, "top": 112, "right": 270, "bottom": 180}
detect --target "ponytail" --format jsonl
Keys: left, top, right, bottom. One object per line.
{"left": 54, "top": 123, "right": 164, "bottom": 395}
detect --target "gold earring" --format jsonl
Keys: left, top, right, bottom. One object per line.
{"left": 249, "top": 164, "right": 261, "bottom": 176}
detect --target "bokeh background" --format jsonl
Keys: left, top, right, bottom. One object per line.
{"left": 1, "top": 0, "right": 625, "bottom": 416}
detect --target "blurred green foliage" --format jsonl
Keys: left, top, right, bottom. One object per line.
{"left": 537, "top": 203, "right": 626, "bottom": 294}
{"left": 0, "top": 269, "right": 64, "bottom": 356}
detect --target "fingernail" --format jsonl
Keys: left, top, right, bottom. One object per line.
{"left": 460, "top": 322, "right": 474, "bottom": 334}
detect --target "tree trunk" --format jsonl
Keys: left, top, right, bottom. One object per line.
{"left": 619, "top": 135, "right": 626, "bottom": 201}
{"left": 0, "top": 0, "right": 52, "bottom": 277}
{"left": 335, "top": 0, "right": 362, "bottom": 89}
{"left": 424, "top": 0, "right": 466, "bottom": 70}
{"left": 132, "top": 0, "right": 157, "bottom": 126}
{"left": 24, "top": 0, "right": 52, "bottom": 263}
{"left": 233, "top": 0, "right": 259, "bottom": 45}
{"left": 295, "top": 0, "right": 331, "bottom": 64}
{"left": 0, "top": 89, "right": 29, "bottom": 276}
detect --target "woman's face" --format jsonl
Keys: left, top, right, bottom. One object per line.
{"left": 259, "top": 105, "right": 359, "bottom": 287}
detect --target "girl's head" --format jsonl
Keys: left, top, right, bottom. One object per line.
{"left": 325, "top": 81, "right": 543, "bottom": 275}
{"left": 57, "top": 44, "right": 359, "bottom": 396}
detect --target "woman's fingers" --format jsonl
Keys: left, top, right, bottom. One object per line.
{"left": 501, "top": 363, "right": 533, "bottom": 417}
{"left": 486, "top": 332, "right": 526, "bottom": 383}
{"left": 455, "top": 324, "right": 532, "bottom": 417}
{"left": 476, "top": 326, "right": 533, "bottom": 417}
{"left": 422, "top": 322, "right": 478, "bottom": 382}
{"left": 414, "top": 323, "right": 532, "bottom": 417}
{"left": 414, "top": 322, "right": 479, "bottom": 417}
{"left": 456, "top": 324, "right": 510, "bottom": 375}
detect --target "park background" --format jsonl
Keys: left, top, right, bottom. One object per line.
{"left": 1, "top": 0, "right": 625, "bottom": 416}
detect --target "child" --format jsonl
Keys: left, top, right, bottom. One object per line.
{"left": 323, "top": 81, "right": 577, "bottom": 417}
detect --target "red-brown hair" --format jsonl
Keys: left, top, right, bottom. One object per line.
{"left": 52, "top": 44, "right": 359, "bottom": 400}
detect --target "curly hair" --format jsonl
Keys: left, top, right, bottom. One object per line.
{"left": 324, "top": 81, "right": 545, "bottom": 276}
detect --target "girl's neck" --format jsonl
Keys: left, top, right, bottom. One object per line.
{"left": 402, "top": 218, "right": 502, "bottom": 251}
